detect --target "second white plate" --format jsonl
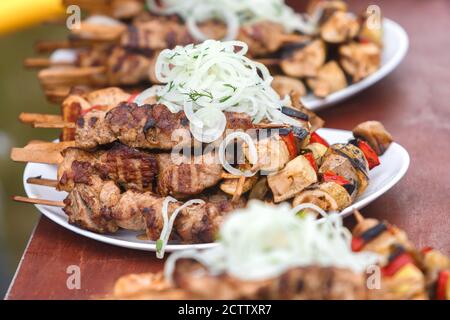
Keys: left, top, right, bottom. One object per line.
{"left": 23, "top": 128, "right": 410, "bottom": 252}
{"left": 302, "top": 18, "right": 409, "bottom": 111}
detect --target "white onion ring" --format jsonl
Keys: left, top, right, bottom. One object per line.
{"left": 219, "top": 132, "right": 258, "bottom": 177}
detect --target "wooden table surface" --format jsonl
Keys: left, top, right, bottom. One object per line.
{"left": 6, "top": 0, "right": 450, "bottom": 300}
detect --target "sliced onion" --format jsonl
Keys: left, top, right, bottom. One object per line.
{"left": 290, "top": 203, "right": 328, "bottom": 218}
{"left": 157, "top": 197, "right": 205, "bottom": 259}
{"left": 219, "top": 132, "right": 258, "bottom": 177}
{"left": 189, "top": 107, "right": 227, "bottom": 143}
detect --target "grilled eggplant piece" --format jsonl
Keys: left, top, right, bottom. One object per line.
{"left": 326, "top": 143, "right": 369, "bottom": 196}
{"left": 340, "top": 42, "right": 381, "bottom": 82}
{"left": 280, "top": 40, "right": 326, "bottom": 78}
{"left": 307, "top": 61, "right": 347, "bottom": 98}
{"left": 353, "top": 121, "right": 393, "bottom": 156}
{"left": 293, "top": 181, "right": 352, "bottom": 212}
{"left": 268, "top": 155, "right": 318, "bottom": 202}
{"left": 272, "top": 76, "right": 307, "bottom": 98}
{"left": 248, "top": 177, "right": 270, "bottom": 200}
{"left": 320, "top": 11, "right": 360, "bottom": 43}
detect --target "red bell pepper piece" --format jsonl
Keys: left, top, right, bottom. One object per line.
{"left": 80, "top": 105, "right": 105, "bottom": 116}
{"left": 421, "top": 246, "right": 434, "bottom": 254}
{"left": 436, "top": 270, "right": 449, "bottom": 300}
{"left": 382, "top": 253, "right": 414, "bottom": 277}
{"left": 281, "top": 131, "right": 297, "bottom": 160}
{"left": 304, "top": 152, "right": 317, "bottom": 172}
{"left": 351, "top": 237, "right": 365, "bottom": 252}
{"left": 357, "top": 140, "right": 380, "bottom": 170}
{"left": 310, "top": 131, "right": 329, "bottom": 147}
{"left": 127, "top": 92, "right": 139, "bottom": 103}
{"left": 322, "top": 171, "right": 350, "bottom": 186}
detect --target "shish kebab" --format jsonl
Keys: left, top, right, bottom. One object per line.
{"left": 13, "top": 41, "right": 391, "bottom": 256}
{"left": 111, "top": 204, "right": 449, "bottom": 300}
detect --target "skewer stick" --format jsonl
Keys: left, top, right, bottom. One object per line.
{"left": 26, "top": 177, "right": 58, "bottom": 188}
{"left": 24, "top": 58, "right": 73, "bottom": 69}
{"left": 10, "top": 141, "right": 73, "bottom": 164}
{"left": 254, "top": 123, "right": 290, "bottom": 129}
{"left": 353, "top": 209, "right": 364, "bottom": 223}
{"left": 12, "top": 196, "right": 65, "bottom": 208}
{"left": 33, "top": 122, "right": 76, "bottom": 129}
{"left": 19, "top": 113, "right": 63, "bottom": 124}
{"left": 38, "top": 66, "right": 106, "bottom": 87}
{"left": 34, "top": 40, "right": 73, "bottom": 53}
{"left": 221, "top": 173, "right": 241, "bottom": 179}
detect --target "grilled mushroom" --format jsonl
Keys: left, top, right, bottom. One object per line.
{"left": 320, "top": 11, "right": 360, "bottom": 43}
{"left": 220, "top": 175, "right": 259, "bottom": 196}
{"left": 272, "top": 76, "right": 307, "bottom": 98}
{"left": 293, "top": 181, "right": 352, "bottom": 212}
{"left": 352, "top": 121, "right": 393, "bottom": 156}
{"left": 307, "top": 61, "right": 347, "bottom": 98}
{"left": 280, "top": 40, "right": 326, "bottom": 78}
{"left": 267, "top": 155, "right": 318, "bottom": 202}
{"left": 340, "top": 42, "right": 381, "bottom": 82}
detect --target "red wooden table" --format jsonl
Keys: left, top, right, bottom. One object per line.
{"left": 6, "top": 0, "right": 450, "bottom": 299}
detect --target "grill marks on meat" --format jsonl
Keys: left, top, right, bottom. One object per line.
{"left": 172, "top": 260, "right": 366, "bottom": 300}
{"left": 75, "top": 102, "right": 255, "bottom": 150}
{"left": 59, "top": 144, "right": 158, "bottom": 193}
{"left": 63, "top": 176, "right": 242, "bottom": 243}
{"left": 58, "top": 144, "right": 223, "bottom": 198}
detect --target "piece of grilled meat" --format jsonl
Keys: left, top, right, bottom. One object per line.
{"left": 172, "top": 259, "right": 366, "bottom": 300}
{"left": 75, "top": 102, "right": 255, "bottom": 150}
{"left": 58, "top": 143, "right": 223, "bottom": 198}
{"left": 63, "top": 175, "right": 245, "bottom": 241}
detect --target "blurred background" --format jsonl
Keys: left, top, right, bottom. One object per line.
{"left": 0, "top": 22, "right": 68, "bottom": 296}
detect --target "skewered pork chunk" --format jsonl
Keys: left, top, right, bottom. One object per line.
{"left": 352, "top": 121, "right": 393, "bottom": 156}
{"left": 172, "top": 259, "right": 366, "bottom": 300}
{"left": 340, "top": 42, "right": 381, "bottom": 82}
{"left": 58, "top": 144, "right": 223, "bottom": 198}
{"left": 75, "top": 102, "right": 256, "bottom": 150}
{"left": 280, "top": 40, "right": 326, "bottom": 78}
{"left": 268, "top": 155, "right": 318, "bottom": 203}
{"left": 306, "top": 61, "right": 347, "bottom": 98}
{"left": 64, "top": 175, "right": 244, "bottom": 242}
{"left": 320, "top": 11, "right": 360, "bottom": 43}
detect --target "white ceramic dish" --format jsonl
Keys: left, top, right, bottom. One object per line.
{"left": 302, "top": 18, "right": 409, "bottom": 111}
{"left": 22, "top": 128, "right": 409, "bottom": 252}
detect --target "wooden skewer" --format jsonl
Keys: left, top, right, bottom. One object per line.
{"left": 12, "top": 196, "right": 65, "bottom": 208}
{"left": 33, "top": 121, "right": 76, "bottom": 129}
{"left": 24, "top": 58, "right": 73, "bottom": 69}
{"left": 221, "top": 173, "right": 241, "bottom": 179}
{"left": 38, "top": 66, "right": 106, "bottom": 87}
{"left": 34, "top": 40, "right": 73, "bottom": 53}
{"left": 353, "top": 209, "right": 364, "bottom": 223}
{"left": 19, "top": 113, "right": 63, "bottom": 124}
{"left": 26, "top": 177, "right": 58, "bottom": 188}
{"left": 253, "top": 123, "right": 290, "bottom": 129}
{"left": 10, "top": 141, "right": 73, "bottom": 164}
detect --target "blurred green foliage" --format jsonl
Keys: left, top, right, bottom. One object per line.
{"left": 0, "top": 24, "right": 68, "bottom": 295}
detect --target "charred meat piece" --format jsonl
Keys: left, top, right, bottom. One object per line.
{"left": 58, "top": 145, "right": 223, "bottom": 198}
{"left": 352, "top": 121, "right": 393, "bottom": 156}
{"left": 173, "top": 259, "right": 366, "bottom": 300}
{"left": 75, "top": 102, "right": 262, "bottom": 150}
{"left": 340, "top": 42, "right": 381, "bottom": 82}
{"left": 307, "top": 61, "right": 347, "bottom": 98}
{"left": 320, "top": 11, "right": 360, "bottom": 43}
{"left": 63, "top": 177, "right": 245, "bottom": 242}
{"left": 281, "top": 40, "right": 326, "bottom": 78}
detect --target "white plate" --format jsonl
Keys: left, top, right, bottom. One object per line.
{"left": 23, "top": 128, "right": 410, "bottom": 252}
{"left": 302, "top": 18, "right": 409, "bottom": 111}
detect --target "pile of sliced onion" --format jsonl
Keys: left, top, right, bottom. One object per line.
{"left": 146, "top": 0, "right": 323, "bottom": 40}
{"left": 134, "top": 40, "right": 301, "bottom": 143}
{"left": 165, "top": 201, "right": 379, "bottom": 282}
